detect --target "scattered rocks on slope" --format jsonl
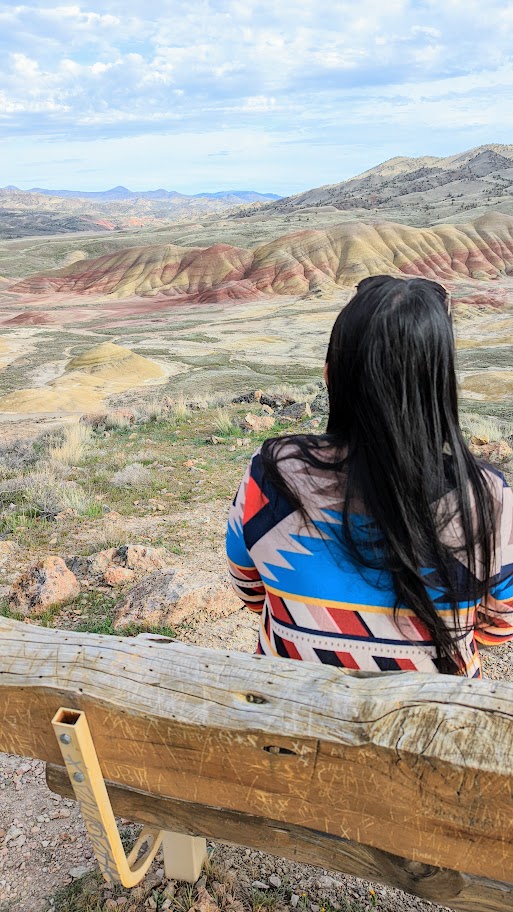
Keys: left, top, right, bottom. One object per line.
{"left": 66, "top": 544, "right": 171, "bottom": 581}
{"left": 9, "top": 557, "right": 80, "bottom": 616}
{"left": 233, "top": 390, "right": 295, "bottom": 409}
{"left": 113, "top": 568, "right": 241, "bottom": 629}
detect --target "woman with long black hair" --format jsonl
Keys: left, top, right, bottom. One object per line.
{"left": 226, "top": 276, "right": 513, "bottom": 676}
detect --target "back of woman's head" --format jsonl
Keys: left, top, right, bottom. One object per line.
{"left": 326, "top": 275, "right": 458, "bottom": 500}
{"left": 263, "top": 275, "right": 497, "bottom": 673}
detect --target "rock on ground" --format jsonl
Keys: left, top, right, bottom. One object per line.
{"left": 278, "top": 402, "right": 312, "bottom": 420}
{"left": 114, "top": 568, "right": 241, "bottom": 629}
{"left": 103, "top": 566, "right": 135, "bottom": 587}
{"left": 67, "top": 544, "right": 171, "bottom": 581}
{"left": 469, "top": 440, "right": 513, "bottom": 462}
{"left": 9, "top": 557, "right": 80, "bottom": 617}
{"left": 242, "top": 413, "right": 275, "bottom": 432}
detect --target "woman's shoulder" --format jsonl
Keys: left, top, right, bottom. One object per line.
{"left": 261, "top": 432, "right": 344, "bottom": 463}
{"left": 257, "top": 434, "right": 347, "bottom": 507}
{"left": 479, "top": 462, "right": 511, "bottom": 505}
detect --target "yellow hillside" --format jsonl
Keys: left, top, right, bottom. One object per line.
{"left": 0, "top": 342, "right": 166, "bottom": 414}
{"left": 65, "top": 341, "right": 164, "bottom": 381}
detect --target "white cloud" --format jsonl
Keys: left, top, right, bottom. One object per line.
{"left": 1, "top": 0, "right": 513, "bottom": 190}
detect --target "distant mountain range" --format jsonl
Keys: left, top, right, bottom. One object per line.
{"left": 4, "top": 185, "right": 281, "bottom": 203}
{"left": 0, "top": 185, "right": 282, "bottom": 239}
{"left": 249, "top": 144, "right": 513, "bottom": 226}
{"left": 5, "top": 143, "right": 513, "bottom": 241}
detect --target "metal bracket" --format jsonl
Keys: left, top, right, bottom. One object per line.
{"left": 52, "top": 707, "right": 207, "bottom": 887}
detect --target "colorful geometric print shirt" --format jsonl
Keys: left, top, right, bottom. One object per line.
{"left": 226, "top": 443, "right": 513, "bottom": 678}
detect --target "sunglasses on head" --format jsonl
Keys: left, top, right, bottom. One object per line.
{"left": 355, "top": 275, "right": 452, "bottom": 315}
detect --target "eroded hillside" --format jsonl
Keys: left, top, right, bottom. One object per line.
{"left": 11, "top": 213, "right": 513, "bottom": 301}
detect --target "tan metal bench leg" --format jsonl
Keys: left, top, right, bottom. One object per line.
{"left": 162, "top": 833, "right": 207, "bottom": 883}
{"left": 52, "top": 707, "right": 206, "bottom": 887}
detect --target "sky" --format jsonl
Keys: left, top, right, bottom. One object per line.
{"left": 1, "top": 0, "right": 513, "bottom": 195}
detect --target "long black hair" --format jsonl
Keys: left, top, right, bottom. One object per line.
{"left": 261, "top": 275, "right": 497, "bottom": 673}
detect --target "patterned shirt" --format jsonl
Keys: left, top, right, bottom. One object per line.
{"left": 226, "top": 442, "right": 513, "bottom": 677}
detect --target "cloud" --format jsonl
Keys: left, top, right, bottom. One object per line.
{"left": 2, "top": 0, "right": 513, "bottom": 190}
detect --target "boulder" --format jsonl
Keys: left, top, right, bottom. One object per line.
{"left": 113, "top": 568, "right": 240, "bottom": 630}
{"left": 470, "top": 434, "right": 490, "bottom": 446}
{"left": 9, "top": 556, "right": 80, "bottom": 616}
{"left": 278, "top": 402, "right": 312, "bottom": 421}
{"left": 103, "top": 566, "right": 135, "bottom": 587}
{"left": 242, "top": 413, "right": 275, "bottom": 432}
{"left": 232, "top": 391, "right": 257, "bottom": 404}
{"left": 469, "top": 440, "right": 513, "bottom": 463}
{"left": 261, "top": 393, "right": 295, "bottom": 409}
{"left": 310, "top": 391, "right": 329, "bottom": 415}
{"left": 119, "top": 545, "right": 170, "bottom": 573}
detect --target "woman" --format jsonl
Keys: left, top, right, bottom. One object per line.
{"left": 226, "top": 275, "right": 513, "bottom": 677}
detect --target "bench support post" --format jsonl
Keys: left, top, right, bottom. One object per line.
{"left": 162, "top": 833, "right": 207, "bottom": 883}
{"left": 52, "top": 707, "right": 205, "bottom": 887}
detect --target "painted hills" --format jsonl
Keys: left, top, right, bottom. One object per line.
{"left": 251, "top": 145, "right": 513, "bottom": 227}
{"left": 11, "top": 212, "right": 513, "bottom": 303}
{"left": 0, "top": 342, "right": 166, "bottom": 414}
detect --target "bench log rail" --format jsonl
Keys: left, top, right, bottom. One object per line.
{"left": 1, "top": 616, "right": 513, "bottom": 910}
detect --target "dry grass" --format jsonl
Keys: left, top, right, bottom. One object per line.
{"left": 170, "top": 393, "right": 189, "bottom": 422}
{"left": 460, "top": 410, "right": 513, "bottom": 442}
{"left": 23, "top": 464, "right": 96, "bottom": 517}
{"left": 48, "top": 423, "right": 93, "bottom": 465}
{"left": 140, "top": 397, "right": 167, "bottom": 422}
{"left": 213, "top": 408, "right": 238, "bottom": 436}
{"left": 110, "top": 462, "right": 154, "bottom": 487}
{"left": 104, "top": 412, "right": 134, "bottom": 430}
{"left": 265, "top": 383, "right": 320, "bottom": 404}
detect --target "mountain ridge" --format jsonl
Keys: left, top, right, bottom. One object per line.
{"left": 248, "top": 144, "right": 513, "bottom": 226}
{"left": 20, "top": 186, "right": 281, "bottom": 203}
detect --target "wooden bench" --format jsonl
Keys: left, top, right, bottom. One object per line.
{"left": 2, "top": 615, "right": 513, "bottom": 911}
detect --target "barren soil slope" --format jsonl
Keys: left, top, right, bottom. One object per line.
{"left": 11, "top": 213, "right": 513, "bottom": 302}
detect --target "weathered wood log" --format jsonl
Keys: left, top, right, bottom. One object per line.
{"left": 47, "top": 762, "right": 513, "bottom": 912}
{"left": 2, "top": 616, "right": 513, "bottom": 893}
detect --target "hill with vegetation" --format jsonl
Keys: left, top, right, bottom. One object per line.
{"left": 248, "top": 145, "right": 513, "bottom": 226}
